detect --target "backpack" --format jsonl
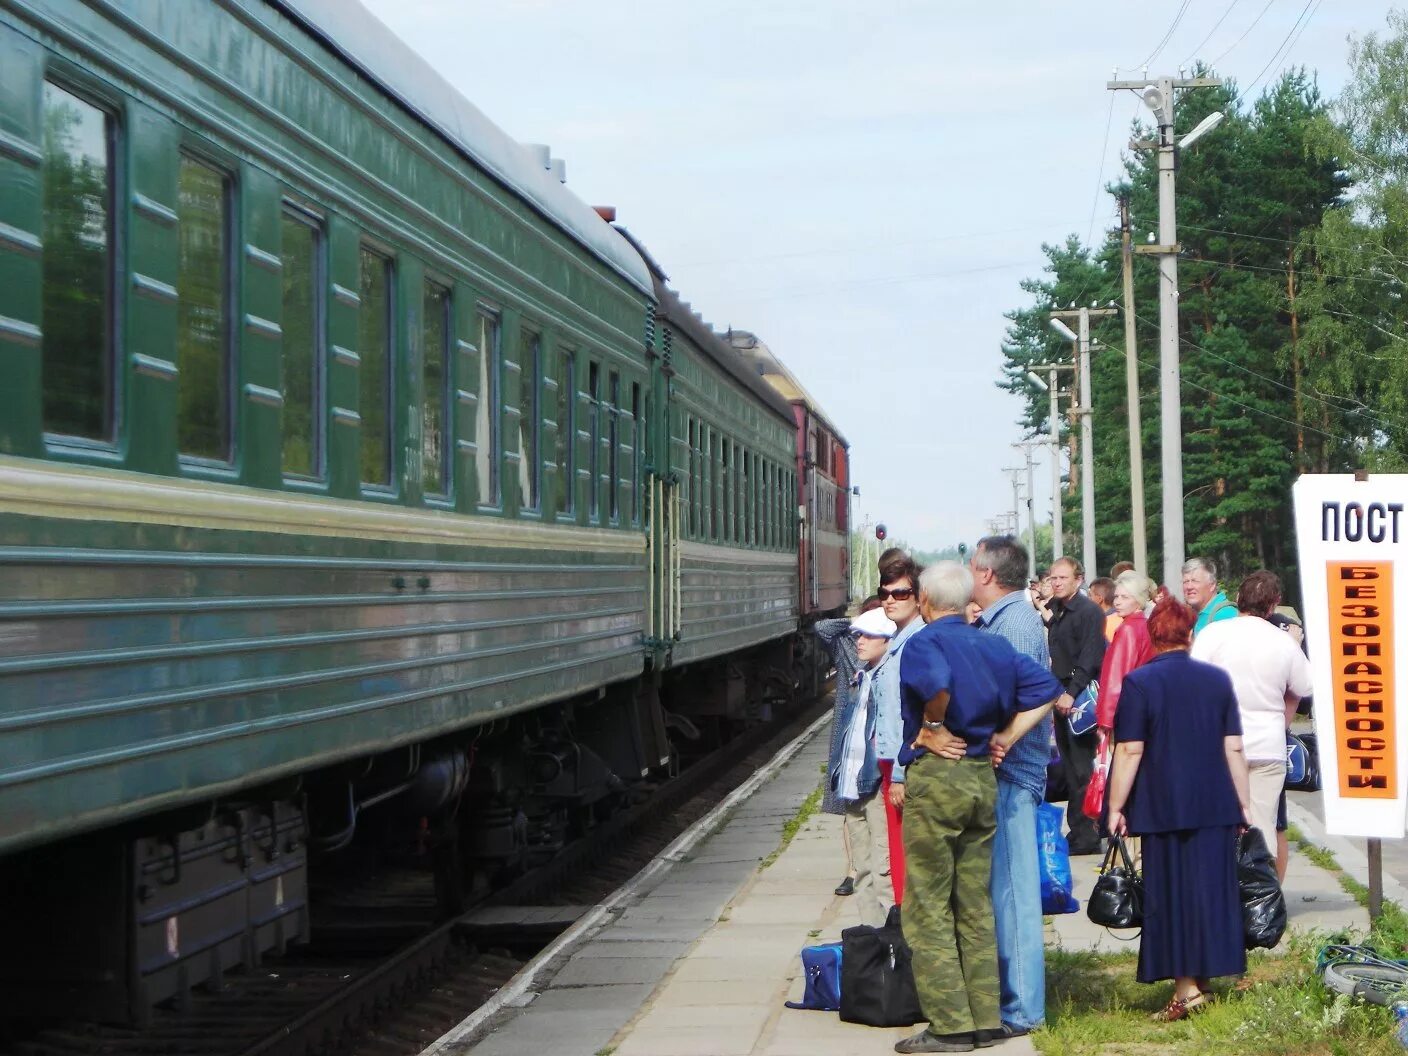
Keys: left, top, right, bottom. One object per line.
{"left": 784, "top": 942, "right": 843, "bottom": 1011}
{"left": 839, "top": 905, "right": 924, "bottom": 1027}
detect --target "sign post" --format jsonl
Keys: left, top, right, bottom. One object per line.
{"left": 1293, "top": 474, "right": 1408, "bottom": 918}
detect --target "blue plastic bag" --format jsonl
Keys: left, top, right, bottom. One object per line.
{"left": 1038, "top": 802, "right": 1079, "bottom": 915}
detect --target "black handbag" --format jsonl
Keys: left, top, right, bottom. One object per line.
{"left": 1087, "top": 837, "right": 1143, "bottom": 929}
{"left": 839, "top": 905, "right": 924, "bottom": 1027}
{"left": 1237, "top": 828, "right": 1288, "bottom": 949}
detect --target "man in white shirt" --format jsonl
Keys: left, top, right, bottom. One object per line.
{"left": 1191, "top": 570, "right": 1313, "bottom": 880}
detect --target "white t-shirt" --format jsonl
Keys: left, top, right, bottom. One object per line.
{"left": 1191, "top": 616, "right": 1314, "bottom": 763}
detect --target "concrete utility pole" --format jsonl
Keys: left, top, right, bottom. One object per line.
{"left": 1030, "top": 362, "right": 1075, "bottom": 565}
{"left": 1013, "top": 442, "right": 1041, "bottom": 581}
{"left": 1002, "top": 467, "right": 1024, "bottom": 549}
{"left": 1108, "top": 73, "right": 1223, "bottom": 589}
{"left": 1050, "top": 306, "right": 1116, "bottom": 577}
{"left": 1118, "top": 195, "right": 1149, "bottom": 573}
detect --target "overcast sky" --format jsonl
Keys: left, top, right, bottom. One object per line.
{"left": 360, "top": 0, "right": 1386, "bottom": 553}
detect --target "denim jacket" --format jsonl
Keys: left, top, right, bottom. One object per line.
{"left": 873, "top": 616, "right": 926, "bottom": 784}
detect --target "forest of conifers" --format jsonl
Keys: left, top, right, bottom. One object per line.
{"left": 1000, "top": 10, "right": 1408, "bottom": 595}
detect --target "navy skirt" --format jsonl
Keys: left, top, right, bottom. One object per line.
{"left": 1137, "top": 825, "right": 1246, "bottom": 984}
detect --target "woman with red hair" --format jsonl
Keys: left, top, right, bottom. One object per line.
{"left": 1103, "top": 598, "right": 1253, "bottom": 1022}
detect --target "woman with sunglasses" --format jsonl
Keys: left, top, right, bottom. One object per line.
{"left": 870, "top": 554, "right": 926, "bottom": 904}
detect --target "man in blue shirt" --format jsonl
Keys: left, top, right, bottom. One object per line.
{"left": 970, "top": 536, "right": 1052, "bottom": 1038}
{"left": 894, "top": 562, "right": 1061, "bottom": 1055}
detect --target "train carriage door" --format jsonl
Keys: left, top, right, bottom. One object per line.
{"left": 645, "top": 333, "right": 680, "bottom": 660}
{"left": 807, "top": 423, "right": 820, "bottom": 609}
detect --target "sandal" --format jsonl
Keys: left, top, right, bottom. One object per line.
{"left": 1151, "top": 991, "right": 1208, "bottom": 1022}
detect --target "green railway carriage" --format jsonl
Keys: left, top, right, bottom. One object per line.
{"left": 0, "top": 0, "right": 846, "bottom": 1024}
{"left": 645, "top": 263, "right": 801, "bottom": 682}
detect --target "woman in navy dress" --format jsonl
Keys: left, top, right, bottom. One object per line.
{"left": 1104, "top": 598, "right": 1253, "bottom": 1022}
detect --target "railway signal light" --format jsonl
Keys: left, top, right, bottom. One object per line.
{"left": 875, "top": 523, "right": 887, "bottom": 542}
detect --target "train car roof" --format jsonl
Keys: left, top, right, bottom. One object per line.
{"left": 272, "top": 0, "right": 653, "bottom": 298}
{"left": 613, "top": 229, "right": 798, "bottom": 428}
{"left": 724, "top": 330, "right": 850, "bottom": 448}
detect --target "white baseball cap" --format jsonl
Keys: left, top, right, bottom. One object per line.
{"left": 850, "top": 608, "right": 897, "bottom": 638}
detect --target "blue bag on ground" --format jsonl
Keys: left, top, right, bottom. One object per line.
{"left": 784, "top": 941, "right": 843, "bottom": 1010}
{"left": 1038, "top": 802, "right": 1080, "bottom": 914}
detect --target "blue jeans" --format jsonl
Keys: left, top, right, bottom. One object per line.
{"left": 991, "top": 779, "right": 1044, "bottom": 1029}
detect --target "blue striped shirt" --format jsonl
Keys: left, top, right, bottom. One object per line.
{"left": 976, "top": 590, "right": 1055, "bottom": 798}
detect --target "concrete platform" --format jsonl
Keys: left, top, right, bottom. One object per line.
{"left": 429, "top": 715, "right": 1379, "bottom": 1056}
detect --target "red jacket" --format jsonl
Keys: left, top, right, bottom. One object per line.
{"left": 1096, "top": 611, "right": 1154, "bottom": 729}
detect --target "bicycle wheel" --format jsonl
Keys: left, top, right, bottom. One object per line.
{"left": 1321, "top": 961, "right": 1408, "bottom": 1006}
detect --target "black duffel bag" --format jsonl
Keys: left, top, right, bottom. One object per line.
{"left": 1238, "top": 827, "right": 1287, "bottom": 949}
{"left": 839, "top": 905, "right": 924, "bottom": 1027}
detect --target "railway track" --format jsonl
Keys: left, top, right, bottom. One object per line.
{"left": 5, "top": 699, "right": 829, "bottom": 1056}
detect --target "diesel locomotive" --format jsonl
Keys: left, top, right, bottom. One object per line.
{"left": 0, "top": 0, "right": 851, "bottom": 1023}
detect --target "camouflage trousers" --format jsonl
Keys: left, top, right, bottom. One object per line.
{"left": 902, "top": 754, "right": 1000, "bottom": 1036}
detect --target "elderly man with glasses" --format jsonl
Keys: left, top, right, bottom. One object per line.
{"left": 892, "top": 561, "right": 1062, "bottom": 1054}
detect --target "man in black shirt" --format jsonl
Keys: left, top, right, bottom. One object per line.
{"left": 1044, "top": 557, "right": 1107, "bottom": 854}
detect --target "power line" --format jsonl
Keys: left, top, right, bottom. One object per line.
{"left": 1124, "top": 344, "right": 1358, "bottom": 443}
{"left": 673, "top": 220, "right": 1073, "bottom": 268}
{"left": 1138, "top": 0, "right": 1194, "bottom": 71}
{"left": 1086, "top": 90, "right": 1118, "bottom": 247}
{"left": 1130, "top": 310, "right": 1408, "bottom": 431}
{"left": 1182, "top": 0, "right": 1243, "bottom": 66}
{"left": 1235, "top": 0, "right": 1320, "bottom": 103}
{"left": 1210, "top": 0, "right": 1278, "bottom": 67}
{"left": 727, "top": 259, "right": 1031, "bottom": 303}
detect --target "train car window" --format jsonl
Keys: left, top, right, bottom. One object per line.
{"left": 421, "top": 280, "right": 451, "bottom": 497}
{"left": 741, "top": 450, "right": 750, "bottom": 546}
{"left": 279, "top": 208, "right": 324, "bottom": 479}
{"left": 475, "top": 310, "right": 501, "bottom": 506}
{"left": 358, "top": 247, "right": 394, "bottom": 488}
{"left": 587, "top": 360, "right": 600, "bottom": 521}
{"left": 761, "top": 460, "right": 769, "bottom": 547}
{"left": 175, "top": 154, "right": 231, "bottom": 462}
{"left": 555, "top": 348, "right": 575, "bottom": 515}
{"left": 41, "top": 82, "right": 115, "bottom": 443}
{"left": 686, "top": 418, "right": 697, "bottom": 537}
{"left": 608, "top": 370, "right": 620, "bottom": 523}
{"left": 722, "top": 438, "right": 733, "bottom": 543}
{"left": 630, "top": 381, "right": 642, "bottom": 526}
{"left": 709, "top": 429, "right": 720, "bottom": 541}
{"left": 518, "top": 329, "right": 541, "bottom": 511}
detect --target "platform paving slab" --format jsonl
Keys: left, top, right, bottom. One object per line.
{"left": 446, "top": 713, "right": 1377, "bottom": 1056}
{"left": 450, "top": 729, "right": 829, "bottom": 1056}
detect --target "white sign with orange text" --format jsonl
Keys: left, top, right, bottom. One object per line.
{"left": 1292, "top": 474, "right": 1408, "bottom": 838}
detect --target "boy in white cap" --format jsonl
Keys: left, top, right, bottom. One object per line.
{"left": 830, "top": 605, "right": 898, "bottom": 927}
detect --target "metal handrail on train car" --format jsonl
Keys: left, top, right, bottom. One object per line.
{"left": 671, "top": 486, "right": 682, "bottom": 638}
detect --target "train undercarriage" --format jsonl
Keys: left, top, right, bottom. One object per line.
{"left": 0, "top": 631, "right": 831, "bottom": 1027}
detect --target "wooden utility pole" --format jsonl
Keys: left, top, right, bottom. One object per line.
{"left": 1119, "top": 196, "right": 1149, "bottom": 573}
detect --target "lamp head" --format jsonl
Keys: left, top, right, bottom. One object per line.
{"left": 1180, "top": 110, "right": 1225, "bottom": 150}
{"left": 1026, "top": 370, "right": 1049, "bottom": 391}
{"left": 1141, "top": 84, "right": 1167, "bottom": 124}
{"left": 1049, "top": 318, "right": 1078, "bottom": 343}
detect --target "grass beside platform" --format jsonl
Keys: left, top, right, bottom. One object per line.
{"left": 1035, "top": 830, "right": 1408, "bottom": 1055}
{"left": 761, "top": 784, "right": 823, "bottom": 869}
{"left": 1036, "top": 936, "right": 1400, "bottom": 1056}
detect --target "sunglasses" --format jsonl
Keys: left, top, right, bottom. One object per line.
{"left": 877, "top": 586, "right": 915, "bottom": 601}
